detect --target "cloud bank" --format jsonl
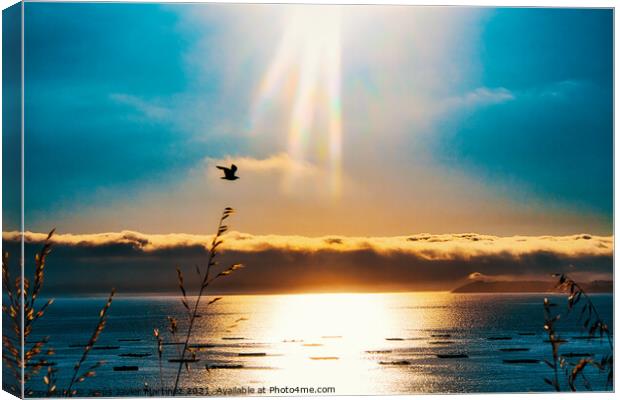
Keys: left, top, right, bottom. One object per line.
{"left": 3, "top": 231, "right": 612, "bottom": 295}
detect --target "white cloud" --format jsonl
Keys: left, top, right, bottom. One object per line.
{"left": 109, "top": 93, "right": 171, "bottom": 120}
{"left": 443, "top": 87, "right": 515, "bottom": 110}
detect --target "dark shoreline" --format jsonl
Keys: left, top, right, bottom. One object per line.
{"left": 452, "top": 280, "right": 613, "bottom": 294}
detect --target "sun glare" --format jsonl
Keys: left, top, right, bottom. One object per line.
{"left": 253, "top": 7, "right": 343, "bottom": 198}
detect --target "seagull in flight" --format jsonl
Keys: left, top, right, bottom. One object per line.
{"left": 217, "top": 164, "right": 239, "bottom": 181}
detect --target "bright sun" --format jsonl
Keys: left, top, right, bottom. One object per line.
{"left": 252, "top": 7, "right": 343, "bottom": 198}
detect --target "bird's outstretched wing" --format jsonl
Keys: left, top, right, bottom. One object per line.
{"left": 231, "top": 164, "right": 238, "bottom": 172}
{"left": 216, "top": 165, "right": 227, "bottom": 171}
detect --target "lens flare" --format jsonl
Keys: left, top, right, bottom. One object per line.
{"left": 252, "top": 7, "right": 343, "bottom": 198}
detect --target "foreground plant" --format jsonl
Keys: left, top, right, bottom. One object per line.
{"left": 543, "top": 273, "right": 613, "bottom": 391}
{"left": 153, "top": 329, "right": 164, "bottom": 390}
{"left": 542, "top": 297, "right": 562, "bottom": 391}
{"left": 64, "top": 289, "right": 115, "bottom": 397}
{"left": 2, "top": 230, "right": 115, "bottom": 397}
{"left": 153, "top": 207, "right": 244, "bottom": 395}
{"left": 3, "top": 230, "right": 56, "bottom": 395}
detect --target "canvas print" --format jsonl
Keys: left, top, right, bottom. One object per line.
{"left": 1, "top": 2, "right": 614, "bottom": 397}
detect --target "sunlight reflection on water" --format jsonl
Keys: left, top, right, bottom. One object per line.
{"left": 191, "top": 293, "right": 403, "bottom": 394}
{"left": 24, "top": 292, "right": 613, "bottom": 395}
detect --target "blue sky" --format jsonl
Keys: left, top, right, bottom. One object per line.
{"left": 438, "top": 8, "right": 612, "bottom": 214}
{"left": 18, "top": 4, "right": 613, "bottom": 236}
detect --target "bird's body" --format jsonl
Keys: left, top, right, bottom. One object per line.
{"left": 217, "top": 164, "right": 240, "bottom": 180}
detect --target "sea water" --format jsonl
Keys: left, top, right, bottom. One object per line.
{"left": 8, "top": 292, "right": 613, "bottom": 396}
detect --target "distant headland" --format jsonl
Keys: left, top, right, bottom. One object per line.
{"left": 452, "top": 280, "right": 613, "bottom": 293}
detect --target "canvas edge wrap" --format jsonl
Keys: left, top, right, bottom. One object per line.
{"left": 2, "top": 2, "right": 24, "bottom": 398}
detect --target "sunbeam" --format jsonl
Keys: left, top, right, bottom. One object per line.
{"left": 252, "top": 7, "right": 343, "bottom": 198}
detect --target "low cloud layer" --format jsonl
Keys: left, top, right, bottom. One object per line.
{"left": 3, "top": 231, "right": 612, "bottom": 295}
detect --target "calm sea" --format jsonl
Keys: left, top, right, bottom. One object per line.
{"left": 11, "top": 292, "right": 613, "bottom": 396}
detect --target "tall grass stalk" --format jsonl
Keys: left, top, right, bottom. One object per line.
{"left": 542, "top": 297, "right": 561, "bottom": 391}
{"left": 2, "top": 229, "right": 115, "bottom": 397}
{"left": 3, "top": 230, "right": 55, "bottom": 395}
{"left": 171, "top": 207, "right": 243, "bottom": 395}
{"left": 154, "top": 328, "right": 165, "bottom": 392}
{"left": 543, "top": 273, "right": 613, "bottom": 391}
{"left": 65, "top": 289, "right": 115, "bottom": 396}
{"left": 554, "top": 273, "right": 613, "bottom": 390}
